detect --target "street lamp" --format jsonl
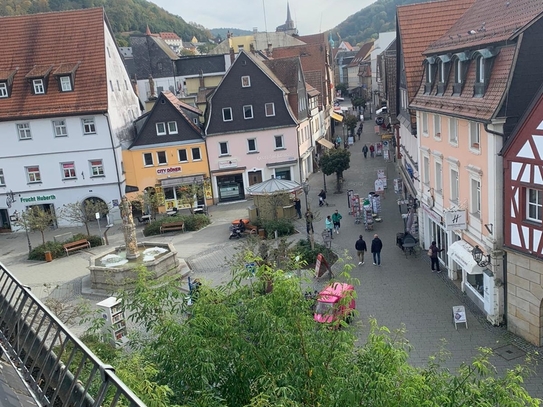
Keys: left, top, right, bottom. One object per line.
{"left": 472, "top": 245, "right": 490, "bottom": 267}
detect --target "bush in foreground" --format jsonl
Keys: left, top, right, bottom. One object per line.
{"left": 143, "top": 214, "right": 211, "bottom": 236}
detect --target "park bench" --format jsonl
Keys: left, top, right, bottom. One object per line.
{"left": 160, "top": 221, "right": 185, "bottom": 234}
{"left": 63, "top": 239, "right": 91, "bottom": 256}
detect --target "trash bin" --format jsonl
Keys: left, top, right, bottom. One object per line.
{"left": 44, "top": 251, "right": 53, "bottom": 262}
{"left": 258, "top": 229, "right": 266, "bottom": 239}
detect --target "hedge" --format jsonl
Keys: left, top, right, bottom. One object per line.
{"left": 143, "top": 214, "right": 211, "bottom": 236}
{"left": 29, "top": 233, "right": 104, "bottom": 261}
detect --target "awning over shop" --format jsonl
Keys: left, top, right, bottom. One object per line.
{"left": 447, "top": 241, "right": 485, "bottom": 275}
{"left": 330, "top": 111, "right": 344, "bottom": 122}
{"left": 161, "top": 174, "right": 204, "bottom": 187}
{"left": 317, "top": 137, "right": 335, "bottom": 149}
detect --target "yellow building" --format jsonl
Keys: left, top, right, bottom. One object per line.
{"left": 123, "top": 91, "right": 212, "bottom": 212}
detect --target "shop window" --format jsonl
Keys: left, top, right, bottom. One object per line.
{"left": 157, "top": 151, "right": 167, "bottom": 165}
{"left": 143, "top": 153, "right": 153, "bottom": 166}
{"left": 62, "top": 162, "right": 76, "bottom": 179}
{"left": 192, "top": 147, "right": 201, "bottom": 161}
{"left": 164, "top": 187, "right": 175, "bottom": 200}
{"left": 90, "top": 159, "right": 104, "bottom": 176}
{"left": 274, "top": 167, "right": 291, "bottom": 180}
{"left": 26, "top": 166, "right": 41, "bottom": 183}
{"left": 178, "top": 149, "right": 188, "bottom": 162}
{"left": 527, "top": 188, "right": 543, "bottom": 222}
{"left": 53, "top": 120, "right": 68, "bottom": 137}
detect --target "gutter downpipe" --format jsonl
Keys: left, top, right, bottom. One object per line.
{"left": 485, "top": 121, "right": 507, "bottom": 325}
{"left": 103, "top": 113, "right": 124, "bottom": 199}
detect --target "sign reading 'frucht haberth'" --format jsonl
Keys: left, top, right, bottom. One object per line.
{"left": 20, "top": 195, "right": 56, "bottom": 203}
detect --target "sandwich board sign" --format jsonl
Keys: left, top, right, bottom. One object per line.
{"left": 452, "top": 305, "right": 468, "bottom": 329}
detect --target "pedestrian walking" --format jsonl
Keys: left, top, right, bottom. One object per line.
{"left": 325, "top": 215, "right": 334, "bottom": 239}
{"left": 294, "top": 198, "right": 302, "bottom": 219}
{"left": 335, "top": 135, "right": 342, "bottom": 149}
{"left": 369, "top": 144, "right": 375, "bottom": 158}
{"left": 355, "top": 235, "right": 367, "bottom": 265}
{"left": 429, "top": 240, "right": 444, "bottom": 273}
{"left": 362, "top": 144, "right": 368, "bottom": 158}
{"left": 318, "top": 189, "right": 328, "bottom": 207}
{"left": 332, "top": 209, "right": 342, "bottom": 234}
{"left": 371, "top": 234, "right": 383, "bottom": 265}
{"left": 305, "top": 209, "right": 314, "bottom": 234}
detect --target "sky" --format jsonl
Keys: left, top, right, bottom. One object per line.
{"left": 150, "top": 0, "right": 376, "bottom": 35}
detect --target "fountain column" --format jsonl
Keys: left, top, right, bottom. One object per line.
{"left": 120, "top": 196, "right": 139, "bottom": 260}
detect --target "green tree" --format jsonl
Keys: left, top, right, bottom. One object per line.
{"left": 58, "top": 199, "right": 109, "bottom": 235}
{"left": 352, "top": 96, "right": 366, "bottom": 110}
{"left": 336, "top": 82, "right": 347, "bottom": 95}
{"left": 344, "top": 114, "right": 358, "bottom": 136}
{"left": 20, "top": 206, "right": 56, "bottom": 245}
{"left": 319, "top": 149, "right": 351, "bottom": 193}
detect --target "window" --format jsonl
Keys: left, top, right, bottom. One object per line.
{"left": 450, "top": 168, "right": 459, "bottom": 203}
{"left": 167, "top": 121, "right": 178, "bottom": 134}
{"left": 60, "top": 76, "right": 72, "bottom": 91}
{"left": 219, "top": 142, "right": 229, "bottom": 156}
{"left": 241, "top": 76, "right": 251, "bottom": 87}
{"left": 0, "top": 169, "right": 5, "bottom": 186}
{"left": 0, "top": 83, "right": 8, "bottom": 98}
{"left": 422, "top": 156, "right": 430, "bottom": 184}
{"left": 476, "top": 56, "right": 484, "bottom": 83}
{"left": 222, "top": 107, "right": 233, "bottom": 122}
{"left": 422, "top": 112, "right": 428, "bottom": 135}
{"left": 178, "top": 149, "right": 188, "bottom": 162}
{"left": 17, "top": 123, "right": 32, "bottom": 140}
{"left": 62, "top": 162, "right": 76, "bottom": 179}
{"left": 156, "top": 122, "right": 166, "bottom": 135}
{"left": 82, "top": 118, "right": 96, "bottom": 134}
{"left": 192, "top": 147, "right": 201, "bottom": 161}
{"left": 449, "top": 118, "right": 458, "bottom": 144}
{"left": 470, "top": 178, "right": 481, "bottom": 217}
{"left": 33, "top": 79, "right": 45, "bottom": 94}
{"left": 109, "top": 80, "right": 114, "bottom": 91}
{"left": 90, "top": 160, "right": 104, "bottom": 176}
{"left": 116, "top": 80, "right": 121, "bottom": 91}
{"left": 527, "top": 189, "right": 543, "bottom": 222}
{"left": 53, "top": 120, "right": 67, "bottom": 137}
{"left": 26, "top": 166, "right": 41, "bottom": 183}
{"left": 265, "top": 102, "right": 275, "bottom": 117}
{"left": 124, "top": 79, "right": 129, "bottom": 90}
{"left": 274, "top": 135, "right": 284, "bottom": 149}
{"left": 454, "top": 59, "right": 462, "bottom": 83}
{"left": 157, "top": 151, "right": 167, "bottom": 165}
{"left": 107, "top": 47, "right": 111, "bottom": 58}
{"left": 143, "top": 153, "right": 153, "bottom": 166}
{"left": 243, "top": 105, "right": 253, "bottom": 119}
{"left": 247, "top": 138, "right": 257, "bottom": 152}
{"left": 274, "top": 167, "right": 291, "bottom": 180}
{"left": 470, "top": 122, "right": 480, "bottom": 149}
{"left": 434, "top": 115, "right": 441, "bottom": 138}
{"left": 438, "top": 60, "right": 445, "bottom": 82}
{"left": 435, "top": 162, "right": 442, "bottom": 193}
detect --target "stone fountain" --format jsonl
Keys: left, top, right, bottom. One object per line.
{"left": 87, "top": 196, "right": 188, "bottom": 294}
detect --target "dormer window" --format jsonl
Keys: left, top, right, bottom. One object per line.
{"left": 33, "top": 79, "right": 45, "bottom": 94}
{"left": 0, "top": 83, "right": 7, "bottom": 98}
{"left": 435, "top": 55, "right": 450, "bottom": 96}
{"left": 53, "top": 62, "right": 80, "bottom": 93}
{"left": 476, "top": 56, "right": 485, "bottom": 83}
{"left": 0, "top": 69, "right": 16, "bottom": 98}
{"left": 60, "top": 76, "right": 72, "bottom": 91}
{"left": 454, "top": 59, "right": 462, "bottom": 84}
{"left": 424, "top": 57, "right": 436, "bottom": 94}
{"left": 472, "top": 48, "right": 498, "bottom": 97}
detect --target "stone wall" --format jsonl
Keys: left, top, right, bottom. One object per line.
{"left": 506, "top": 250, "right": 543, "bottom": 346}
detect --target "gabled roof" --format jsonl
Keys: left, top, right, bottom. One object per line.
{"left": 306, "top": 83, "right": 320, "bottom": 97}
{"left": 148, "top": 36, "right": 179, "bottom": 60}
{"left": 0, "top": 8, "right": 109, "bottom": 120}
{"left": 427, "top": 0, "right": 543, "bottom": 54}
{"left": 397, "top": 0, "right": 475, "bottom": 102}
{"left": 297, "top": 33, "right": 327, "bottom": 45}
{"left": 159, "top": 32, "right": 181, "bottom": 40}
{"left": 263, "top": 57, "right": 301, "bottom": 93}
{"left": 349, "top": 41, "right": 374, "bottom": 67}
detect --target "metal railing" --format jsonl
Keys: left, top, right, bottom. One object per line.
{"left": 0, "top": 261, "right": 146, "bottom": 407}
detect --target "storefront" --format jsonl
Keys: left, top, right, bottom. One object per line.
{"left": 420, "top": 202, "right": 450, "bottom": 272}
{"left": 212, "top": 170, "right": 246, "bottom": 203}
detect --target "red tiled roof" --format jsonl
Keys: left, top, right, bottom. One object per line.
{"left": 427, "top": 0, "right": 543, "bottom": 54}
{"left": 349, "top": 41, "right": 374, "bottom": 67}
{"left": 53, "top": 62, "right": 80, "bottom": 76}
{"left": 25, "top": 65, "right": 54, "bottom": 78}
{"left": 297, "top": 33, "right": 327, "bottom": 45}
{"left": 0, "top": 8, "right": 108, "bottom": 120}
{"left": 159, "top": 32, "right": 181, "bottom": 40}
{"left": 397, "top": 0, "right": 475, "bottom": 103}
{"left": 306, "top": 82, "right": 320, "bottom": 97}
{"left": 411, "top": 45, "right": 516, "bottom": 121}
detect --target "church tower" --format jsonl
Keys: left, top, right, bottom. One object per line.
{"left": 276, "top": 2, "right": 298, "bottom": 35}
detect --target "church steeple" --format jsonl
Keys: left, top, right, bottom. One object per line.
{"left": 286, "top": 2, "right": 293, "bottom": 27}
{"left": 276, "top": 1, "right": 297, "bottom": 34}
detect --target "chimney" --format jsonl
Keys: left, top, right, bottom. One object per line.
{"left": 266, "top": 43, "right": 273, "bottom": 57}
{"left": 229, "top": 47, "right": 235, "bottom": 64}
{"left": 249, "top": 43, "right": 255, "bottom": 54}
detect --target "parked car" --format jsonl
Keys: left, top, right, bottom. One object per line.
{"left": 314, "top": 283, "right": 356, "bottom": 326}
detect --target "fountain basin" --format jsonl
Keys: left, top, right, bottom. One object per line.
{"left": 89, "top": 242, "right": 181, "bottom": 292}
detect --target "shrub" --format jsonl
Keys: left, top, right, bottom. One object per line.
{"left": 254, "top": 218, "right": 295, "bottom": 238}
{"left": 71, "top": 234, "right": 103, "bottom": 248}
{"left": 143, "top": 214, "right": 211, "bottom": 236}
{"left": 293, "top": 239, "right": 337, "bottom": 267}
{"left": 28, "top": 234, "right": 104, "bottom": 261}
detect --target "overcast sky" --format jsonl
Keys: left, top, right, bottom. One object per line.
{"left": 151, "top": 0, "right": 376, "bottom": 36}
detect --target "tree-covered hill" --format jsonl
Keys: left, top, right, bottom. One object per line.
{"left": 0, "top": 0, "right": 212, "bottom": 41}
{"left": 334, "top": 0, "right": 434, "bottom": 46}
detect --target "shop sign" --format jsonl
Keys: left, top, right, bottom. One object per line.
{"left": 20, "top": 194, "right": 56, "bottom": 203}
{"left": 218, "top": 159, "right": 238, "bottom": 169}
{"left": 452, "top": 305, "right": 468, "bottom": 329}
{"left": 444, "top": 209, "right": 467, "bottom": 231}
{"left": 157, "top": 166, "right": 182, "bottom": 175}
{"left": 422, "top": 203, "right": 442, "bottom": 224}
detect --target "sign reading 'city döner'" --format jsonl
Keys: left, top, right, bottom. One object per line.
{"left": 156, "top": 166, "right": 182, "bottom": 175}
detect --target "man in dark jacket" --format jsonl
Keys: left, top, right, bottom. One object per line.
{"left": 429, "top": 240, "right": 444, "bottom": 273}
{"left": 362, "top": 144, "right": 368, "bottom": 158}
{"left": 371, "top": 234, "right": 383, "bottom": 266}
{"left": 355, "top": 235, "right": 367, "bottom": 265}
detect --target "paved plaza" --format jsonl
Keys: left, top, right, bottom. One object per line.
{"left": 1, "top": 118, "right": 543, "bottom": 398}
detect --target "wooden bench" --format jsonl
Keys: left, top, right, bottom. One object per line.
{"left": 160, "top": 221, "right": 185, "bottom": 234}
{"left": 63, "top": 239, "right": 91, "bottom": 256}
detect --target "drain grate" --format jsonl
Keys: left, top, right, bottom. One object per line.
{"left": 494, "top": 344, "right": 526, "bottom": 361}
